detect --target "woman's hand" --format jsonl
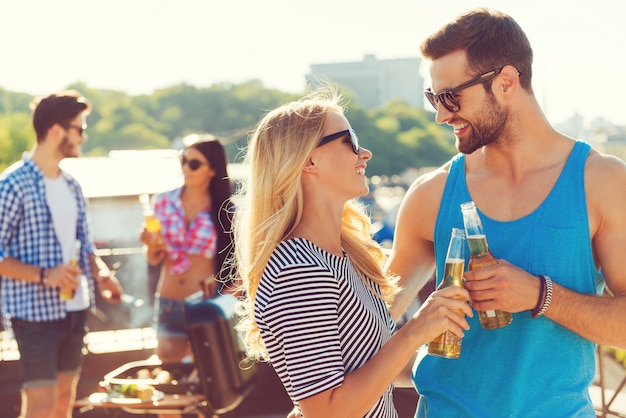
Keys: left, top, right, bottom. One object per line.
{"left": 405, "top": 286, "right": 473, "bottom": 345}
{"left": 140, "top": 227, "right": 165, "bottom": 248}
{"left": 199, "top": 276, "right": 218, "bottom": 298}
{"left": 141, "top": 227, "right": 166, "bottom": 265}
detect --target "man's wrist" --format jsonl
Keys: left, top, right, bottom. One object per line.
{"left": 39, "top": 267, "right": 49, "bottom": 287}
{"left": 531, "top": 275, "right": 553, "bottom": 318}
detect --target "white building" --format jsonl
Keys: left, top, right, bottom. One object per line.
{"left": 306, "top": 54, "right": 424, "bottom": 109}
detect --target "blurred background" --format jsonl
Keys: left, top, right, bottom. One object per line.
{"left": 2, "top": 0, "right": 626, "bottom": 416}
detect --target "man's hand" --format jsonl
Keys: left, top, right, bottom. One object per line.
{"left": 97, "top": 270, "right": 124, "bottom": 303}
{"left": 463, "top": 259, "right": 541, "bottom": 314}
{"left": 45, "top": 264, "right": 80, "bottom": 293}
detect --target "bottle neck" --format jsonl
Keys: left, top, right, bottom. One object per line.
{"left": 466, "top": 234, "right": 489, "bottom": 255}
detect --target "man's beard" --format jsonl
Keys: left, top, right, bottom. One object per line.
{"left": 59, "top": 134, "right": 79, "bottom": 158}
{"left": 457, "top": 94, "right": 508, "bottom": 155}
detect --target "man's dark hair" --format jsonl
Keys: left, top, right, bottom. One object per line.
{"left": 30, "top": 90, "right": 91, "bottom": 142}
{"left": 421, "top": 8, "right": 533, "bottom": 92}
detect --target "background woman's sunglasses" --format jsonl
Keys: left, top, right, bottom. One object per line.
{"left": 180, "top": 156, "right": 207, "bottom": 171}
{"left": 317, "top": 129, "right": 360, "bottom": 154}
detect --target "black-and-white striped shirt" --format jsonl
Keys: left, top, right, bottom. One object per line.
{"left": 255, "top": 238, "right": 397, "bottom": 418}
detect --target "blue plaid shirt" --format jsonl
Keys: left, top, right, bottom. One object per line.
{"left": 0, "top": 153, "right": 95, "bottom": 322}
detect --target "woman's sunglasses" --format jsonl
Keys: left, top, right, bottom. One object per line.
{"left": 180, "top": 156, "right": 207, "bottom": 171}
{"left": 317, "top": 129, "right": 360, "bottom": 154}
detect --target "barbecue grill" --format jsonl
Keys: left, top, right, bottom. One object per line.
{"left": 75, "top": 292, "right": 256, "bottom": 417}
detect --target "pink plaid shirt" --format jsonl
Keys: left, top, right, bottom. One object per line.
{"left": 153, "top": 187, "right": 217, "bottom": 274}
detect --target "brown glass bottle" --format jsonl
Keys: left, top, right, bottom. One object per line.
{"left": 461, "top": 201, "right": 512, "bottom": 330}
{"left": 428, "top": 228, "right": 466, "bottom": 358}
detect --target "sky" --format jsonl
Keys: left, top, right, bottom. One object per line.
{"left": 2, "top": 0, "right": 625, "bottom": 127}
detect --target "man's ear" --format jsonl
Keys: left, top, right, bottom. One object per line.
{"left": 499, "top": 65, "right": 520, "bottom": 94}
{"left": 48, "top": 123, "right": 65, "bottom": 143}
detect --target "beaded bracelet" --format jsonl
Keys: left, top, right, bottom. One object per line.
{"left": 532, "top": 275, "right": 553, "bottom": 318}
{"left": 530, "top": 275, "right": 546, "bottom": 318}
{"left": 39, "top": 267, "right": 49, "bottom": 287}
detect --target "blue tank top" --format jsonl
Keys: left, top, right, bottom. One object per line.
{"left": 412, "top": 141, "right": 604, "bottom": 418}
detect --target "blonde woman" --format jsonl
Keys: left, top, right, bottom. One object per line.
{"left": 233, "top": 91, "right": 472, "bottom": 418}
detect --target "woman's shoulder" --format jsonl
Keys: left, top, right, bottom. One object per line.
{"left": 259, "top": 240, "right": 340, "bottom": 299}
{"left": 156, "top": 187, "right": 182, "bottom": 200}
{"left": 272, "top": 238, "right": 320, "bottom": 262}
{"left": 154, "top": 187, "right": 183, "bottom": 209}
{"left": 268, "top": 239, "right": 336, "bottom": 274}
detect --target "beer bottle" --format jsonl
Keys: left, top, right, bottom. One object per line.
{"left": 140, "top": 194, "right": 162, "bottom": 234}
{"left": 61, "top": 241, "right": 80, "bottom": 300}
{"left": 461, "top": 201, "right": 512, "bottom": 330}
{"left": 428, "top": 228, "right": 466, "bottom": 358}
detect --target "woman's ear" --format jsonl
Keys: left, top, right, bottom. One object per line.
{"left": 303, "top": 158, "right": 318, "bottom": 173}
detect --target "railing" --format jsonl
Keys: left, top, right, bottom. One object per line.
{"left": 0, "top": 331, "right": 18, "bottom": 361}
{"left": 595, "top": 345, "right": 626, "bottom": 418}
{"left": 0, "top": 327, "right": 157, "bottom": 360}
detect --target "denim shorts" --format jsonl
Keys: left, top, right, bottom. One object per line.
{"left": 154, "top": 297, "right": 188, "bottom": 339}
{"left": 11, "top": 310, "right": 88, "bottom": 387}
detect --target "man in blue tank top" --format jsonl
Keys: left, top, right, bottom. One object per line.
{"left": 385, "top": 8, "right": 626, "bottom": 418}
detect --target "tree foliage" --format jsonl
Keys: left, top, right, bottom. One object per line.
{"left": 0, "top": 82, "right": 456, "bottom": 176}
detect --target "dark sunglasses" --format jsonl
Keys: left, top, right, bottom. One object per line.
{"left": 63, "top": 124, "right": 86, "bottom": 136}
{"left": 317, "top": 129, "right": 360, "bottom": 154}
{"left": 180, "top": 156, "right": 207, "bottom": 171}
{"left": 424, "top": 67, "right": 504, "bottom": 113}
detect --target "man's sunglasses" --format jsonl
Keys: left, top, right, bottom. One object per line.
{"left": 317, "top": 129, "right": 360, "bottom": 155}
{"left": 424, "top": 67, "right": 504, "bottom": 113}
{"left": 63, "top": 124, "right": 87, "bottom": 136}
{"left": 180, "top": 156, "right": 207, "bottom": 171}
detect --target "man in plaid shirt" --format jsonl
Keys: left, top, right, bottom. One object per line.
{"left": 0, "top": 90, "right": 123, "bottom": 418}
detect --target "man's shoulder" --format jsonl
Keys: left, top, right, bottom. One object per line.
{"left": 585, "top": 146, "right": 626, "bottom": 182}
{"left": 0, "top": 160, "right": 32, "bottom": 186}
{"left": 406, "top": 159, "right": 454, "bottom": 197}
{"left": 396, "top": 159, "right": 455, "bottom": 233}
{"left": 60, "top": 169, "right": 80, "bottom": 185}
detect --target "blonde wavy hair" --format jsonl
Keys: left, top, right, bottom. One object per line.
{"left": 233, "top": 90, "right": 398, "bottom": 361}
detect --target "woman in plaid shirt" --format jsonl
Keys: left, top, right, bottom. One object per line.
{"left": 140, "top": 135, "right": 235, "bottom": 368}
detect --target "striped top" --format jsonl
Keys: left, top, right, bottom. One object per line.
{"left": 255, "top": 238, "right": 397, "bottom": 418}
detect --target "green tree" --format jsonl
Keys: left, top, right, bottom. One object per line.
{"left": 358, "top": 100, "right": 456, "bottom": 175}
{"left": 0, "top": 112, "right": 33, "bottom": 170}
{"left": 0, "top": 82, "right": 457, "bottom": 177}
